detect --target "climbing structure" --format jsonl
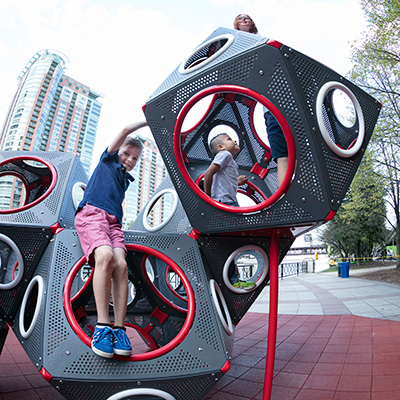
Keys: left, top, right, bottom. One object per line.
{"left": 0, "top": 27, "right": 380, "bottom": 400}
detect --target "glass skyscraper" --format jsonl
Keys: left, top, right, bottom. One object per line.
{"left": 0, "top": 49, "right": 171, "bottom": 224}
{"left": 0, "top": 50, "right": 102, "bottom": 174}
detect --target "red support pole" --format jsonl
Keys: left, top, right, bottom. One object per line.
{"left": 262, "top": 229, "right": 279, "bottom": 399}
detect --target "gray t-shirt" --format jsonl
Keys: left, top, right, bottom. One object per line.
{"left": 211, "top": 150, "right": 238, "bottom": 204}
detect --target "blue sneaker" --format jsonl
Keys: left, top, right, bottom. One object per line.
{"left": 91, "top": 326, "right": 114, "bottom": 358}
{"left": 113, "top": 328, "right": 132, "bottom": 356}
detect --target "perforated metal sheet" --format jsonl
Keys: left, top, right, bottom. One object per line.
{"left": 198, "top": 234, "right": 294, "bottom": 323}
{"left": 144, "top": 28, "right": 381, "bottom": 234}
{"left": 0, "top": 151, "right": 88, "bottom": 229}
{"left": 17, "top": 229, "right": 233, "bottom": 400}
{"left": 0, "top": 225, "right": 52, "bottom": 322}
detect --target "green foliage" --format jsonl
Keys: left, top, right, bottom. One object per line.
{"left": 349, "top": 0, "right": 400, "bottom": 266}
{"left": 321, "top": 151, "right": 388, "bottom": 260}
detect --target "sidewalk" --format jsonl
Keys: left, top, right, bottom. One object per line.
{"left": 250, "top": 266, "right": 400, "bottom": 321}
{"left": 207, "top": 268, "right": 400, "bottom": 400}
{"left": 1, "top": 270, "right": 400, "bottom": 400}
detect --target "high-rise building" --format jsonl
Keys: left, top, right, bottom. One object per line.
{"left": 0, "top": 50, "right": 102, "bottom": 174}
{"left": 122, "top": 135, "right": 168, "bottom": 229}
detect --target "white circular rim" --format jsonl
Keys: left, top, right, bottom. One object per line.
{"left": 0, "top": 233, "right": 24, "bottom": 290}
{"left": 72, "top": 181, "right": 86, "bottom": 210}
{"left": 223, "top": 245, "right": 269, "bottom": 294}
{"left": 178, "top": 34, "right": 235, "bottom": 75}
{"left": 142, "top": 188, "right": 179, "bottom": 232}
{"left": 209, "top": 279, "right": 233, "bottom": 336}
{"left": 19, "top": 275, "right": 44, "bottom": 339}
{"left": 107, "top": 388, "right": 176, "bottom": 400}
{"left": 316, "top": 81, "right": 365, "bottom": 158}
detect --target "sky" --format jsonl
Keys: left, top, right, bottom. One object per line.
{"left": 0, "top": 0, "right": 368, "bottom": 171}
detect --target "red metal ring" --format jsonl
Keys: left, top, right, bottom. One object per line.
{"left": 0, "top": 156, "right": 57, "bottom": 214}
{"left": 63, "top": 244, "right": 196, "bottom": 361}
{"left": 174, "top": 85, "right": 296, "bottom": 214}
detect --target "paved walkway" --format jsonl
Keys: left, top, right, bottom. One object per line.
{"left": 250, "top": 266, "right": 400, "bottom": 321}
{"left": 1, "top": 267, "right": 400, "bottom": 400}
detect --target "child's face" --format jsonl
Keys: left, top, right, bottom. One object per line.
{"left": 118, "top": 145, "right": 142, "bottom": 171}
{"left": 236, "top": 15, "right": 253, "bottom": 32}
{"left": 219, "top": 134, "right": 240, "bottom": 155}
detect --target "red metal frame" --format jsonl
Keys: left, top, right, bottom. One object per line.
{"left": 0, "top": 156, "right": 57, "bottom": 214}
{"left": 174, "top": 85, "right": 296, "bottom": 214}
{"left": 181, "top": 93, "right": 219, "bottom": 137}
{"left": 263, "top": 229, "right": 280, "bottom": 399}
{"left": 63, "top": 244, "right": 196, "bottom": 362}
{"left": 141, "top": 255, "right": 188, "bottom": 313}
{"left": 164, "top": 266, "right": 188, "bottom": 303}
{"left": 195, "top": 172, "right": 269, "bottom": 203}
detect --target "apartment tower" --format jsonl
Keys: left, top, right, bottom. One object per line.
{"left": 0, "top": 50, "right": 102, "bottom": 173}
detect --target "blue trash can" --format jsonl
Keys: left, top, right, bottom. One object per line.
{"left": 339, "top": 262, "right": 350, "bottom": 278}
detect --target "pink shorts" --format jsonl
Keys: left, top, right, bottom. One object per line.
{"left": 75, "top": 204, "right": 126, "bottom": 267}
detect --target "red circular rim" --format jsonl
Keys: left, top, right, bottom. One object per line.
{"left": 124, "top": 322, "right": 158, "bottom": 351}
{"left": 195, "top": 172, "right": 268, "bottom": 203}
{"left": 173, "top": 85, "right": 296, "bottom": 214}
{"left": 63, "top": 244, "right": 196, "bottom": 362}
{"left": 164, "top": 266, "right": 188, "bottom": 303}
{"left": 141, "top": 255, "right": 188, "bottom": 312}
{"left": 0, "top": 171, "right": 30, "bottom": 207}
{"left": 249, "top": 100, "right": 270, "bottom": 150}
{"left": 238, "top": 179, "right": 269, "bottom": 201}
{"left": 70, "top": 264, "right": 94, "bottom": 304}
{"left": 0, "top": 156, "right": 57, "bottom": 214}
{"left": 181, "top": 93, "right": 219, "bottom": 136}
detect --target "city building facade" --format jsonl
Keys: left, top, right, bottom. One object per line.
{"left": 0, "top": 50, "right": 102, "bottom": 172}
{"left": 0, "top": 50, "right": 102, "bottom": 210}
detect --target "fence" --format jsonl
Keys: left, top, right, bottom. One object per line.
{"left": 238, "top": 260, "right": 312, "bottom": 282}
{"left": 278, "top": 261, "right": 310, "bottom": 280}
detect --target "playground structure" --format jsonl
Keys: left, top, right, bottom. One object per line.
{"left": 0, "top": 27, "right": 380, "bottom": 400}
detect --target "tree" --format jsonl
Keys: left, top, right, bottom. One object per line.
{"left": 349, "top": 0, "right": 400, "bottom": 267}
{"left": 321, "top": 151, "right": 388, "bottom": 263}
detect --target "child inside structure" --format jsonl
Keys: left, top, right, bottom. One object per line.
{"left": 234, "top": 13, "right": 289, "bottom": 186}
{"left": 203, "top": 133, "right": 255, "bottom": 290}
{"left": 75, "top": 120, "right": 148, "bottom": 358}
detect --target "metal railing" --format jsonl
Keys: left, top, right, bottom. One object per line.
{"left": 278, "top": 261, "right": 309, "bottom": 280}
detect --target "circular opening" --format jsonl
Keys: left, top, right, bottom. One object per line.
{"left": 63, "top": 245, "right": 196, "bottom": 362}
{"left": 195, "top": 172, "right": 269, "bottom": 208}
{"left": 207, "top": 124, "right": 240, "bottom": 148}
{"left": 0, "top": 156, "right": 57, "bottom": 214}
{"left": 142, "top": 256, "right": 188, "bottom": 313}
{"left": 80, "top": 264, "right": 93, "bottom": 282}
{"left": 179, "top": 34, "right": 234, "bottom": 75}
{"left": 174, "top": 85, "right": 295, "bottom": 214}
{"left": 331, "top": 88, "right": 357, "bottom": 128}
{"left": 72, "top": 182, "right": 86, "bottom": 210}
{"left": 145, "top": 258, "right": 155, "bottom": 282}
{"left": 316, "top": 81, "right": 365, "bottom": 158}
{"left": 143, "top": 189, "right": 179, "bottom": 232}
{"left": 252, "top": 102, "right": 272, "bottom": 148}
{"left": 165, "top": 266, "right": 187, "bottom": 303}
{"left": 0, "top": 234, "right": 24, "bottom": 290}
{"left": 209, "top": 279, "right": 233, "bottom": 335}
{"left": 181, "top": 94, "right": 217, "bottom": 133}
{"left": 19, "top": 276, "right": 44, "bottom": 339}
{"left": 107, "top": 388, "right": 176, "bottom": 400}
{"left": 0, "top": 175, "right": 27, "bottom": 210}
{"left": 222, "top": 245, "right": 269, "bottom": 294}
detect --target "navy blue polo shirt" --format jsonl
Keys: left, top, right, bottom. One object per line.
{"left": 77, "top": 148, "right": 134, "bottom": 226}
